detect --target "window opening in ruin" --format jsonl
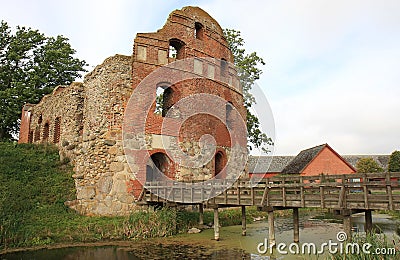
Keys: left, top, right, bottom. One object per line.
{"left": 169, "top": 39, "right": 185, "bottom": 59}
{"left": 38, "top": 115, "right": 42, "bottom": 124}
{"left": 28, "top": 131, "right": 33, "bottom": 143}
{"left": 220, "top": 58, "right": 227, "bottom": 77}
{"left": 162, "top": 87, "right": 174, "bottom": 117}
{"left": 195, "top": 22, "right": 204, "bottom": 40}
{"left": 53, "top": 117, "right": 61, "bottom": 143}
{"left": 154, "top": 87, "right": 164, "bottom": 115}
{"left": 215, "top": 151, "right": 226, "bottom": 179}
{"left": 226, "top": 102, "right": 234, "bottom": 129}
{"left": 146, "top": 152, "right": 172, "bottom": 181}
{"left": 155, "top": 83, "right": 174, "bottom": 117}
{"left": 43, "top": 122, "right": 49, "bottom": 140}
{"left": 34, "top": 127, "right": 40, "bottom": 142}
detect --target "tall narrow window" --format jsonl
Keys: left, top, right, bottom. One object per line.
{"left": 220, "top": 58, "right": 227, "bottom": 77}
{"left": 28, "top": 131, "right": 33, "bottom": 143}
{"left": 215, "top": 152, "right": 226, "bottom": 179}
{"left": 169, "top": 39, "right": 185, "bottom": 60}
{"left": 195, "top": 22, "right": 204, "bottom": 40}
{"left": 53, "top": 117, "right": 61, "bottom": 143}
{"left": 43, "top": 122, "right": 49, "bottom": 140}
{"left": 226, "top": 102, "right": 234, "bottom": 129}
{"left": 34, "top": 127, "right": 40, "bottom": 142}
{"left": 162, "top": 87, "right": 174, "bottom": 117}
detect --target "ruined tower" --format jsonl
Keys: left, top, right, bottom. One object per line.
{"left": 18, "top": 6, "right": 248, "bottom": 215}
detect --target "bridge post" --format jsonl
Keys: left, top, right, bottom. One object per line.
{"left": 268, "top": 209, "right": 276, "bottom": 249}
{"left": 241, "top": 206, "right": 246, "bottom": 236}
{"left": 199, "top": 204, "right": 204, "bottom": 225}
{"left": 293, "top": 208, "right": 299, "bottom": 243}
{"left": 214, "top": 207, "right": 220, "bottom": 241}
{"left": 342, "top": 210, "right": 352, "bottom": 241}
{"left": 365, "top": 210, "right": 373, "bottom": 234}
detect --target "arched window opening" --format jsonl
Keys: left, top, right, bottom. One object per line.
{"left": 34, "top": 127, "right": 40, "bottom": 142}
{"left": 162, "top": 87, "right": 174, "bottom": 117}
{"left": 215, "top": 152, "right": 226, "bottom": 179}
{"left": 220, "top": 58, "right": 227, "bottom": 77}
{"left": 226, "top": 102, "right": 234, "bottom": 129}
{"left": 38, "top": 115, "right": 42, "bottom": 124}
{"left": 28, "top": 131, "right": 33, "bottom": 143}
{"left": 195, "top": 22, "right": 204, "bottom": 40}
{"left": 154, "top": 86, "right": 164, "bottom": 115}
{"left": 53, "top": 117, "right": 61, "bottom": 143}
{"left": 146, "top": 152, "right": 173, "bottom": 182}
{"left": 154, "top": 83, "right": 173, "bottom": 117}
{"left": 169, "top": 39, "right": 185, "bottom": 60}
{"left": 43, "top": 122, "right": 49, "bottom": 140}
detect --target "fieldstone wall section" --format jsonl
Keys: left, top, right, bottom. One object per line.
{"left": 18, "top": 6, "right": 249, "bottom": 216}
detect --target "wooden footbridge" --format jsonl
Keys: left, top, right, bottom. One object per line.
{"left": 139, "top": 172, "right": 400, "bottom": 244}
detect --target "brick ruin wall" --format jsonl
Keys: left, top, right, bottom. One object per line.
{"left": 18, "top": 6, "right": 248, "bottom": 216}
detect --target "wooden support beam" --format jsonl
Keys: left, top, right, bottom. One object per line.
{"left": 342, "top": 211, "right": 352, "bottom": 242}
{"left": 214, "top": 207, "right": 220, "bottom": 241}
{"left": 199, "top": 204, "right": 204, "bottom": 225}
{"left": 386, "top": 172, "right": 394, "bottom": 210}
{"left": 293, "top": 208, "right": 299, "bottom": 243}
{"left": 365, "top": 210, "right": 373, "bottom": 234}
{"left": 268, "top": 209, "right": 276, "bottom": 249}
{"left": 241, "top": 206, "right": 246, "bottom": 236}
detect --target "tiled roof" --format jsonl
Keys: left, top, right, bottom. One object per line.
{"left": 248, "top": 156, "right": 294, "bottom": 173}
{"left": 281, "top": 144, "right": 326, "bottom": 174}
{"left": 342, "top": 155, "right": 390, "bottom": 171}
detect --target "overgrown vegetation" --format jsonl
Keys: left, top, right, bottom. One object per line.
{"left": 329, "top": 233, "right": 399, "bottom": 259}
{"left": 0, "top": 142, "right": 270, "bottom": 251}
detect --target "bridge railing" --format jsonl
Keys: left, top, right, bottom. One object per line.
{"left": 141, "top": 172, "right": 400, "bottom": 210}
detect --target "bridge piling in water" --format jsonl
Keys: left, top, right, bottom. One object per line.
{"left": 241, "top": 206, "right": 246, "bottom": 236}
{"left": 268, "top": 209, "right": 276, "bottom": 249}
{"left": 293, "top": 208, "right": 299, "bottom": 243}
{"left": 213, "top": 207, "right": 220, "bottom": 241}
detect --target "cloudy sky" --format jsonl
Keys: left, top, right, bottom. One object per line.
{"left": 1, "top": 0, "right": 399, "bottom": 155}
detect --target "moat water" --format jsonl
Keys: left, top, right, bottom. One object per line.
{"left": 1, "top": 212, "right": 399, "bottom": 260}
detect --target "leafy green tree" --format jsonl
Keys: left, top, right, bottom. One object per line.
{"left": 356, "top": 158, "right": 384, "bottom": 173}
{"left": 223, "top": 29, "right": 273, "bottom": 153}
{"left": 0, "top": 21, "right": 87, "bottom": 140}
{"left": 388, "top": 150, "right": 400, "bottom": 172}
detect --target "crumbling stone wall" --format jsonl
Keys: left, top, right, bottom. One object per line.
{"left": 18, "top": 6, "right": 248, "bottom": 216}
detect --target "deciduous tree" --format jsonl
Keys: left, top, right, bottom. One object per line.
{"left": 223, "top": 29, "right": 273, "bottom": 153}
{"left": 0, "top": 21, "right": 87, "bottom": 140}
{"left": 388, "top": 150, "right": 400, "bottom": 172}
{"left": 356, "top": 158, "right": 384, "bottom": 173}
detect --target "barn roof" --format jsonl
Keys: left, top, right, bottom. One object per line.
{"left": 248, "top": 156, "right": 294, "bottom": 173}
{"left": 281, "top": 144, "right": 327, "bottom": 174}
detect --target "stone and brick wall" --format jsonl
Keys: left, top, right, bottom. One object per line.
{"left": 18, "top": 6, "right": 248, "bottom": 216}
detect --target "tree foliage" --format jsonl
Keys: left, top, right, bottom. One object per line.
{"left": 388, "top": 150, "right": 400, "bottom": 172}
{"left": 223, "top": 29, "right": 273, "bottom": 153}
{"left": 0, "top": 21, "right": 87, "bottom": 140}
{"left": 356, "top": 158, "right": 384, "bottom": 173}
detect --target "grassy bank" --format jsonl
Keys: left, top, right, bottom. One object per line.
{"left": 0, "top": 142, "right": 273, "bottom": 252}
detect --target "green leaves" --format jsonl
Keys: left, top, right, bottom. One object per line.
{"left": 356, "top": 158, "right": 384, "bottom": 173}
{"left": 388, "top": 151, "right": 400, "bottom": 172}
{"left": 223, "top": 29, "right": 273, "bottom": 153}
{"left": 0, "top": 20, "right": 87, "bottom": 140}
